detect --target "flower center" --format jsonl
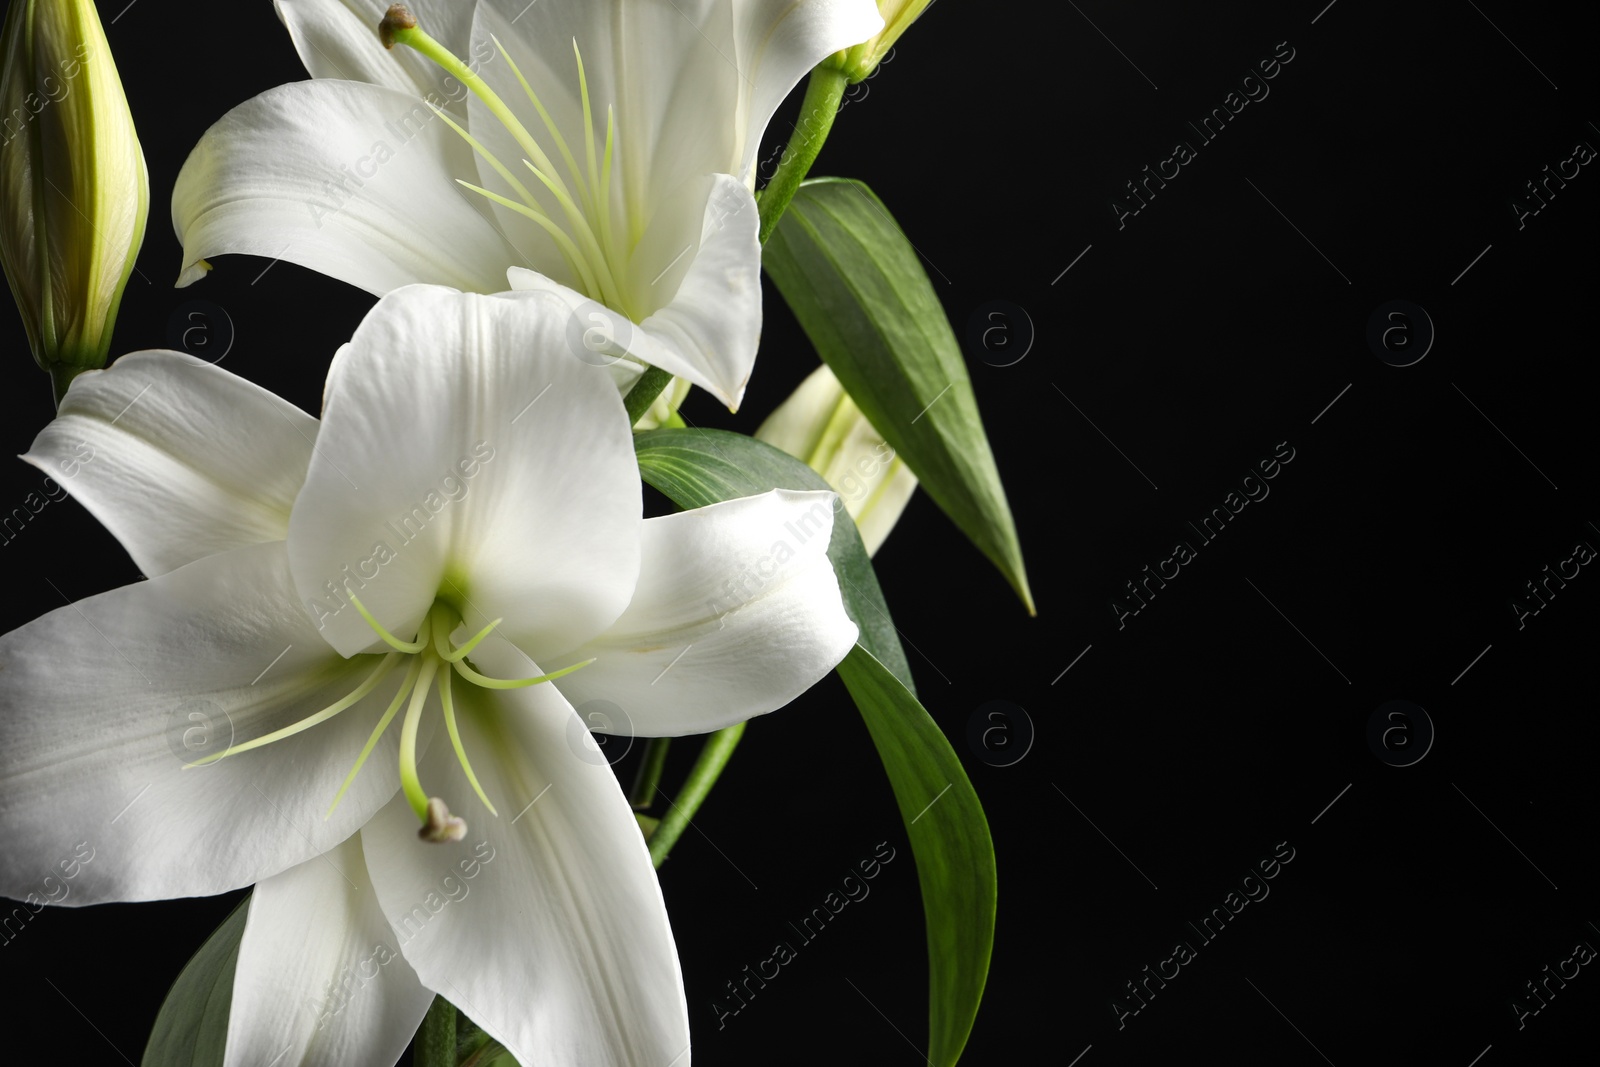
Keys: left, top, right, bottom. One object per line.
{"left": 381, "top": 5, "right": 642, "bottom": 321}
{"left": 191, "top": 597, "right": 590, "bottom": 842}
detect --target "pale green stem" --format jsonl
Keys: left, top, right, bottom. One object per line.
{"left": 629, "top": 738, "right": 671, "bottom": 810}
{"left": 757, "top": 66, "right": 849, "bottom": 243}
{"left": 649, "top": 723, "right": 745, "bottom": 868}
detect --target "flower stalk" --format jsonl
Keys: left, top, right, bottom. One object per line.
{"left": 648, "top": 723, "right": 747, "bottom": 868}
{"left": 757, "top": 66, "right": 849, "bottom": 244}
{"left": 630, "top": 737, "right": 672, "bottom": 811}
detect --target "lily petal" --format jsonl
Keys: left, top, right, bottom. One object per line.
{"left": 506, "top": 173, "right": 761, "bottom": 411}
{"left": 362, "top": 639, "right": 689, "bottom": 1067}
{"left": 548, "top": 489, "right": 859, "bottom": 735}
{"left": 0, "top": 542, "right": 413, "bottom": 904}
{"left": 275, "top": 0, "right": 479, "bottom": 114}
{"left": 727, "top": 0, "right": 886, "bottom": 183}
{"left": 225, "top": 834, "right": 434, "bottom": 1067}
{"left": 474, "top": 0, "right": 883, "bottom": 187}
{"left": 287, "top": 285, "right": 640, "bottom": 660}
{"left": 172, "top": 79, "right": 515, "bottom": 293}
{"left": 23, "top": 350, "right": 317, "bottom": 577}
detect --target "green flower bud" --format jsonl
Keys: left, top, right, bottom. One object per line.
{"left": 821, "top": 0, "right": 933, "bottom": 83}
{"left": 756, "top": 364, "right": 917, "bottom": 557}
{"left": 0, "top": 0, "right": 148, "bottom": 402}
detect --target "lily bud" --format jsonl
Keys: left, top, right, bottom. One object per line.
{"left": 0, "top": 0, "right": 148, "bottom": 402}
{"left": 821, "top": 0, "right": 933, "bottom": 83}
{"left": 756, "top": 364, "right": 916, "bottom": 557}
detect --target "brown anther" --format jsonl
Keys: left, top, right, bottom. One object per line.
{"left": 379, "top": 4, "right": 418, "bottom": 50}
{"left": 418, "top": 796, "right": 467, "bottom": 842}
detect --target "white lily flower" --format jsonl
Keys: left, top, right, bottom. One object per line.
{"left": 171, "top": 0, "right": 884, "bottom": 411}
{"left": 757, "top": 363, "right": 916, "bottom": 556}
{"left": 0, "top": 284, "right": 857, "bottom": 1066}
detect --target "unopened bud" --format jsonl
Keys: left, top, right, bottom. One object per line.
{"left": 821, "top": 0, "right": 933, "bottom": 83}
{"left": 0, "top": 0, "right": 148, "bottom": 404}
{"left": 756, "top": 364, "right": 917, "bottom": 556}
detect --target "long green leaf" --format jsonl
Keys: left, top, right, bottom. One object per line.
{"left": 634, "top": 427, "right": 915, "bottom": 694}
{"left": 141, "top": 896, "right": 249, "bottom": 1067}
{"left": 636, "top": 428, "right": 995, "bottom": 1065}
{"left": 764, "top": 177, "right": 1035, "bottom": 614}
{"left": 836, "top": 645, "right": 995, "bottom": 1067}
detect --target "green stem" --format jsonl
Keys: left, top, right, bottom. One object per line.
{"left": 629, "top": 737, "right": 672, "bottom": 810}
{"left": 757, "top": 66, "right": 849, "bottom": 244}
{"left": 649, "top": 723, "right": 746, "bottom": 868}
{"left": 49, "top": 364, "right": 83, "bottom": 409}
{"left": 623, "top": 365, "right": 675, "bottom": 425}
{"left": 415, "top": 996, "right": 456, "bottom": 1067}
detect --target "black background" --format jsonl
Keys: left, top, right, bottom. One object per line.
{"left": 2, "top": 1, "right": 1597, "bottom": 1065}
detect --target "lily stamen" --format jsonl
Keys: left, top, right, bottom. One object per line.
{"left": 438, "top": 615, "right": 503, "bottom": 662}
{"left": 397, "top": 636, "right": 442, "bottom": 822}
{"left": 346, "top": 591, "right": 427, "bottom": 653}
{"left": 185, "top": 651, "right": 402, "bottom": 768}
{"left": 379, "top": 5, "right": 633, "bottom": 316}
{"left": 326, "top": 654, "right": 425, "bottom": 818}
{"left": 196, "top": 589, "right": 595, "bottom": 839}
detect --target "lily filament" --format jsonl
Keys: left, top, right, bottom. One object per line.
{"left": 381, "top": 5, "right": 641, "bottom": 320}
{"left": 189, "top": 597, "right": 591, "bottom": 841}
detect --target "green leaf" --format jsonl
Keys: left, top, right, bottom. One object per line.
{"left": 634, "top": 429, "right": 995, "bottom": 1065}
{"left": 634, "top": 427, "right": 915, "bottom": 694}
{"left": 836, "top": 645, "right": 996, "bottom": 1067}
{"left": 141, "top": 896, "right": 249, "bottom": 1067}
{"left": 764, "top": 177, "right": 1035, "bottom": 614}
